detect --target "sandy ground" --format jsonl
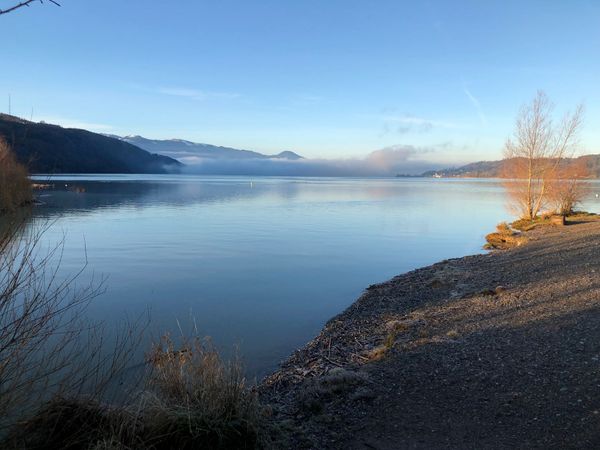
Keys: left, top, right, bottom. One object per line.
{"left": 261, "top": 218, "right": 600, "bottom": 449}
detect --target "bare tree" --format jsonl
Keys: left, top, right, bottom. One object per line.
{"left": 503, "top": 91, "right": 584, "bottom": 220}
{"left": 0, "top": 0, "right": 60, "bottom": 16}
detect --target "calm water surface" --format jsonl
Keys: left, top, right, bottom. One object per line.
{"left": 28, "top": 175, "right": 597, "bottom": 376}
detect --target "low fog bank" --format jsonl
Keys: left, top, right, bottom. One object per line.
{"left": 179, "top": 146, "right": 443, "bottom": 177}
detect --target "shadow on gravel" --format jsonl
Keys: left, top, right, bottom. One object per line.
{"left": 352, "top": 304, "right": 600, "bottom": 449}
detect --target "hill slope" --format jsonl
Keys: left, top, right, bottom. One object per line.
{"left": 0, "top": 115, "right": 182, "bottom": 174}
{"left": 116, "top": 135, "right": 303, "bottom": 164}
{"left": 421, "top": 160, "right": 502, "bottom": 177}
{"left": 422, "top": 154, "right": 600, "bottom": 178}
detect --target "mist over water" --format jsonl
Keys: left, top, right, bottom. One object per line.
{"left": 177, "top": 146, "right": 443, "bottom": 177}
{"left": 29, "top": 175, "right": 599, "bottom": 377}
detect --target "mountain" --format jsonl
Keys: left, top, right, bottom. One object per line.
{"left": 421, "top": 160, "right": 503, "bottom": 178}
{"left": 0, "top": 115, "right": 181, "bottom": 174}
{"left": 420, "top": 155, "right": 600, "bottom": 178}
{"left": 115, "top": 135, "right": 304, "bottom": 164}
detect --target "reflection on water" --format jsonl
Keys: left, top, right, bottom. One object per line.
{"left": 26, "top": 175, "right": 600, "bottom": 376}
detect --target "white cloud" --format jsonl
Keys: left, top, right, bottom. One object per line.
{"left": 376, "top": 113, "right": 460, "bottom": 135}
{"left": 156, "top": 86, "right": 240, "bottom": 101}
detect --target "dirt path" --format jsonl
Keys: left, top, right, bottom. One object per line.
{"left": 261, "top": 218, "right": 600, "bottom": 449}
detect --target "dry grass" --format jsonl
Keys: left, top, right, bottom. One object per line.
{"left": 566, "top": 211, "right": 598, "bottom": 222}
{"left": 511, "top": 211, "right": 598, "bottom": 231}
{"left": 0, "top": 139, "right": 32, "bottom": 213}
{"left": 485, "top": 222, "right": 528, "bottom": 250}
{"left": 511, "top": 217, "right": 552, "bottom": 232}
{"left": 446, "top": 329, "right": 460, "bottom": 339}
{"left": 487, "top": 213, "right": 600, "bottom": 250}
{"left": 137, "top": 334, "right": 268, "bottom": 449}
{"left": 4, "top": 334, "right": 272, "bottom": 449}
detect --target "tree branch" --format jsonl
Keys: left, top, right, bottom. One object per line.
{"left": 0, "top": 0, "right": 60, "bottom": 16}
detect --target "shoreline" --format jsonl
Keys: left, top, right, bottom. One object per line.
{"left": 261, "top": 217, "right": 600, "bottom": 448}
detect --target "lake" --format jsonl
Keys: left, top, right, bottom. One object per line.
{"left": 26, "top": 175, "right": 599, "bottom": 377}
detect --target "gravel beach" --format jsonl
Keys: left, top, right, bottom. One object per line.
{"left": 261, "top": 217, "right": 600, "bottom": 449}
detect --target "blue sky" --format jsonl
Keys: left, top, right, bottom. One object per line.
{"left": 1, "top": 0, "right": 599, "bottom": 164}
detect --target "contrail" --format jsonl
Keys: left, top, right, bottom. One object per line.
{"left": 463, "top": 85, "right": 488, "bottom": 128}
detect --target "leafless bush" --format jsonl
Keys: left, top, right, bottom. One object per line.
{"left": 547, "top": 159, "right": 590, "bottom": 216}
{"left": 0, "top": 139, "right": 32, "bottom": 213}
{"left": 0, "top": 218, "right": 147, "bottom": 436}
{"left": 503, "top": 91, "right": 584, "bottom": 220}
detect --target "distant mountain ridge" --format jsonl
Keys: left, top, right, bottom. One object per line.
{"left": 420, "top": 154, "right": 600, "bottom": 178}
{"left": 112, "top": 135, "right": 304, "bottom": 164}
{"left": 7, "top": 112, "right": 599, "bottom": 178}
{"left": 0, "top": 114, "right": 181, "bottom": 174}
{"left": 421, "top": 160, "right": 503, "bottom": 177}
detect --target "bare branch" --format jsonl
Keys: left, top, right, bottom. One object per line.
{"left": 502, "top": 91, "right": 585, "bottom": 220}
{"left": 0, "top": 0, "right": 60, "bottom": 16}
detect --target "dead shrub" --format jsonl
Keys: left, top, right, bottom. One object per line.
{"left": 0, "top": 139, "right": 32, "bottom": 213}
{"left": 547, "top": 159, "right": 590, "bottom": 216}
{"left": 4, "top": 334, "right": 272, "bottom": 449}
{"left": 3, "top": 398, "right": 125, "bottom": 449}
{"left": 138, "top": 334, "right": 268, "bottom": 449}
{"left": 0, "top": 219, "right": 148, "bottom": 446}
